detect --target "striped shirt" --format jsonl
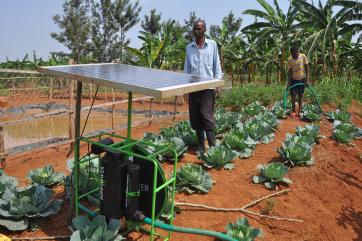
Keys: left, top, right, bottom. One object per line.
{"left": 287, "top": 54, "right": 308, "bottom": 80}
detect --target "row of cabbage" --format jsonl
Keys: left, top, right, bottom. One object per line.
{"left": 273, "top": 100, "right": 362, "bottom": 144}
{"left": 327, "top": 109, "right": 362, "bottom": 144}
{"left": 152, "top": 101, "right": 280, "bottom": 196}
{"left": 143, "top": 101, "right": 278, "bottom": 167}
{"left": 253, "top": 109, "right": 362, "bottom": 190}
{"left": 252, "top": 123, "right": 320, "bottom": 189}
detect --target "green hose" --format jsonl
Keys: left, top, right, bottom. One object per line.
{"left": 143, "top": 217, "right": 237, "bottom": 241}
{"left": 283, "top": 83, "right": 325, "bottom": 115}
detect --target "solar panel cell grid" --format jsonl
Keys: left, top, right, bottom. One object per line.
{"left": 37, "top": 63, "right": 224, "bottom": 98}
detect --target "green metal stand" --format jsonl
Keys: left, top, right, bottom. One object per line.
{"left": 73, "top": 91, "right": 178, "bottom": 241}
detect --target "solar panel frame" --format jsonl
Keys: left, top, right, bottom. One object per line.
{"left": 37, "top": 63, "right": 224, "bottom": 98}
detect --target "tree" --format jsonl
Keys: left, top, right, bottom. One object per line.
{"left": 126, "top": 31, "right": 164, "bottom": 68}
{"left": 90, "top": 0, "right": 118, "bottom": 62}
{"left": 209, "top": 11, "right": 243, "bottom": 76}
{"left": 141, "top": 9, "right": 162, "bottom": 35}
{"left": 293, "top": 0, "right": 362, "bottom": 76}
{"left": 242, "top": 0, "right": 298, "bottom": 82}
{"left": 90, "top": 0, "right": 141, "bottom": 62}
{"left": 113, "top": 0, "right": 141, "bottom": 62}
{"left": 51, "top": 0, "right": 91, "bottom": 63}
{"left": 184, "top": 11, "right": 198, "bottom": 42}
{"left": 126, "top": 19, "right": 186, "bottom": 70}
{"left": 159, "top": 19, "right": 187, "bottom": 70}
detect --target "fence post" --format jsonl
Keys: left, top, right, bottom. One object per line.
{"left": 89, "top": 83, "right": 93, "bottom": 99}
{"left": 173, "top": 96, "right": 177, "bottom": 121}
{"left": 0, "top": 126, "right": 4, "bottom": 154}
{"left": 49, "top": 77, "right": 53, "bottom": 100}
{"left": 0, "top": 125, "right": 7, "bottom": 169}
{"left": 111, "top": 88, "right": 115, "bottom": 132}
{"left": 149, "top": 98, "right": 153, "bottom": 118}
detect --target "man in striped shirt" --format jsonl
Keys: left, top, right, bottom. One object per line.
{"left": 287, "top": 46, "right": 310, "bottom": 117}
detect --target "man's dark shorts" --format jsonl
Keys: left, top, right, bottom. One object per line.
{"left": 188, "top": 89, "right": 215, "bottom": 131}
{"left": 290, "top": 79, "right": 305, "bottom": 96}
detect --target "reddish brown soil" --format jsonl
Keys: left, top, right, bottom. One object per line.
{"left": 2, "top": 103, "right": 362, "bottom": 241}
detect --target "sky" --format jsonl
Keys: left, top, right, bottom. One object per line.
{"left": 0, "top": 0, "right": 294, "bottom": 62}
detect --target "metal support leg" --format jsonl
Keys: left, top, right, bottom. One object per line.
{"left": 127, "top": 92, "right": 133, "bottom": 140}
{"left": 74, "top": 81, "right": 83, "bottom": 216}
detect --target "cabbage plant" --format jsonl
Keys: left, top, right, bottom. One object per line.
{"left": 224, "top": 127, "right": 257, "bottom": 158}
{"left": 244, "top": 101, "right": 267, "bottom": 117}
{"left": 0, "top": 185, "right": 62, "bottom": 231}
{"left": 244, "top": 117, "right": 275, "bottom": 144}
{"left": 278, "top": 134, "right": 314, "bottom": 166}
{"left": 176, "top": 163, "right": 213, "bottom": 194}
{"left": 142, "top": 133, "right": 187, "bottom": 162}
{"left": 333, "top": 121, "right": 362, "bottom": 144}
{"left": 295, "top": 124, "right": 320, "bottom": 145}
{"left": 257, "top": 111, "right": 279, "bottom": 131}
{"left": 327, "top": 109, "right": 351, "bottom": 123}
{"left": 225, "top": 218, "right": 263, "bottom": 241}
{"left": 215, "top": 109, "right": 243, "bottom": 135}
{"left": 253, "top": 163, "right": 292, "bottom": 189}
{"left": 160, "top": 121, "right": 197, "bottom": 146}
{"left": 70, "top": 215, "right": 124, "bottom": 241}
{"left": 173, "top": 121, "right": 197, "bottom": 146}
{"left": 271, "top": 100, "right": 291, "bottom": 119}
{"left": 301, "top": 104, "right": 321, "bottom": 121}
{"left": 27, "top": 165, "right": 65, "bottom": 186}
{"left": 66, "top": 155, "right": 100, "bottom": 196}
{"left": 199, "top": 145, "right": 237, "bottom": 170}
{"left": 0, "top": 170, "right": 18, "bottom": 197}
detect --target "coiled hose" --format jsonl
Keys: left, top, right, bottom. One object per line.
{"left": 283, "top": 83, "right": 326, "bottom": 115}
{"left": 143, "top": 217, "right": 237, "bottom": 241}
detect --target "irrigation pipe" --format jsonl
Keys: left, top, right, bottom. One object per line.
{"left": 283, "top": 83, "right": 326, "bottom": 116}
{"left": 143, "top": 217, "right": 238, "bottom": 241}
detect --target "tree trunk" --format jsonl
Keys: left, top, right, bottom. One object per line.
{"left": 252, "top": 63, "right": 256, "bottom": 82}
{"left": 313, "top": 52, "right": 318, "bottom": 84}
{"left": 332, "top": 40, "right": 338, "bottom": 76}
{"left": 281, "top": 47, "right": 286, "bottom": 83}
{"left": 248, "top": 64, "right": 251, "bottom": 83}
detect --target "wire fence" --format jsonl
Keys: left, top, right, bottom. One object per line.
{"left": 0, "top": 69, "right": 188, "bottom": 156}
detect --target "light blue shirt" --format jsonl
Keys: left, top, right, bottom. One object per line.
{"left": 184, "top": 38, "right": 222, "bottom": 80}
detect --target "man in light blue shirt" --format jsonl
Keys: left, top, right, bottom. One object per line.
{"left": 184, "top": 19, "right": 222, "bottom": 153}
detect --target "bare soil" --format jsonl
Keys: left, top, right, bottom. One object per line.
{"left": 1, "top": 102, "right": 362, "bottom": 241}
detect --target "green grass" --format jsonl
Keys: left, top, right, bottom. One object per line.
{"left": 217, "top": 84, "right": 284, "bottom": 111}
{"left": 217, "top": 77, "right": 361, "bottom": 111}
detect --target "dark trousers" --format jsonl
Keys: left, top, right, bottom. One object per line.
{"left": 290, "top": 79, "right": 305, "bottom": 96}
{"left": 188, "top": 89, "right": 216, "bottom": 131}
{"left": 189, "top": 89, "right": 216, "bottom": 149}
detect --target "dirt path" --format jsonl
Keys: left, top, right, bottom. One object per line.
{"left": 2, "top": 112, "right": 362, "bottom": 241}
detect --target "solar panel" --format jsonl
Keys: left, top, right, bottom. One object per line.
{"left": 37, "top": 63, "right": 224, "bottom": 98}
